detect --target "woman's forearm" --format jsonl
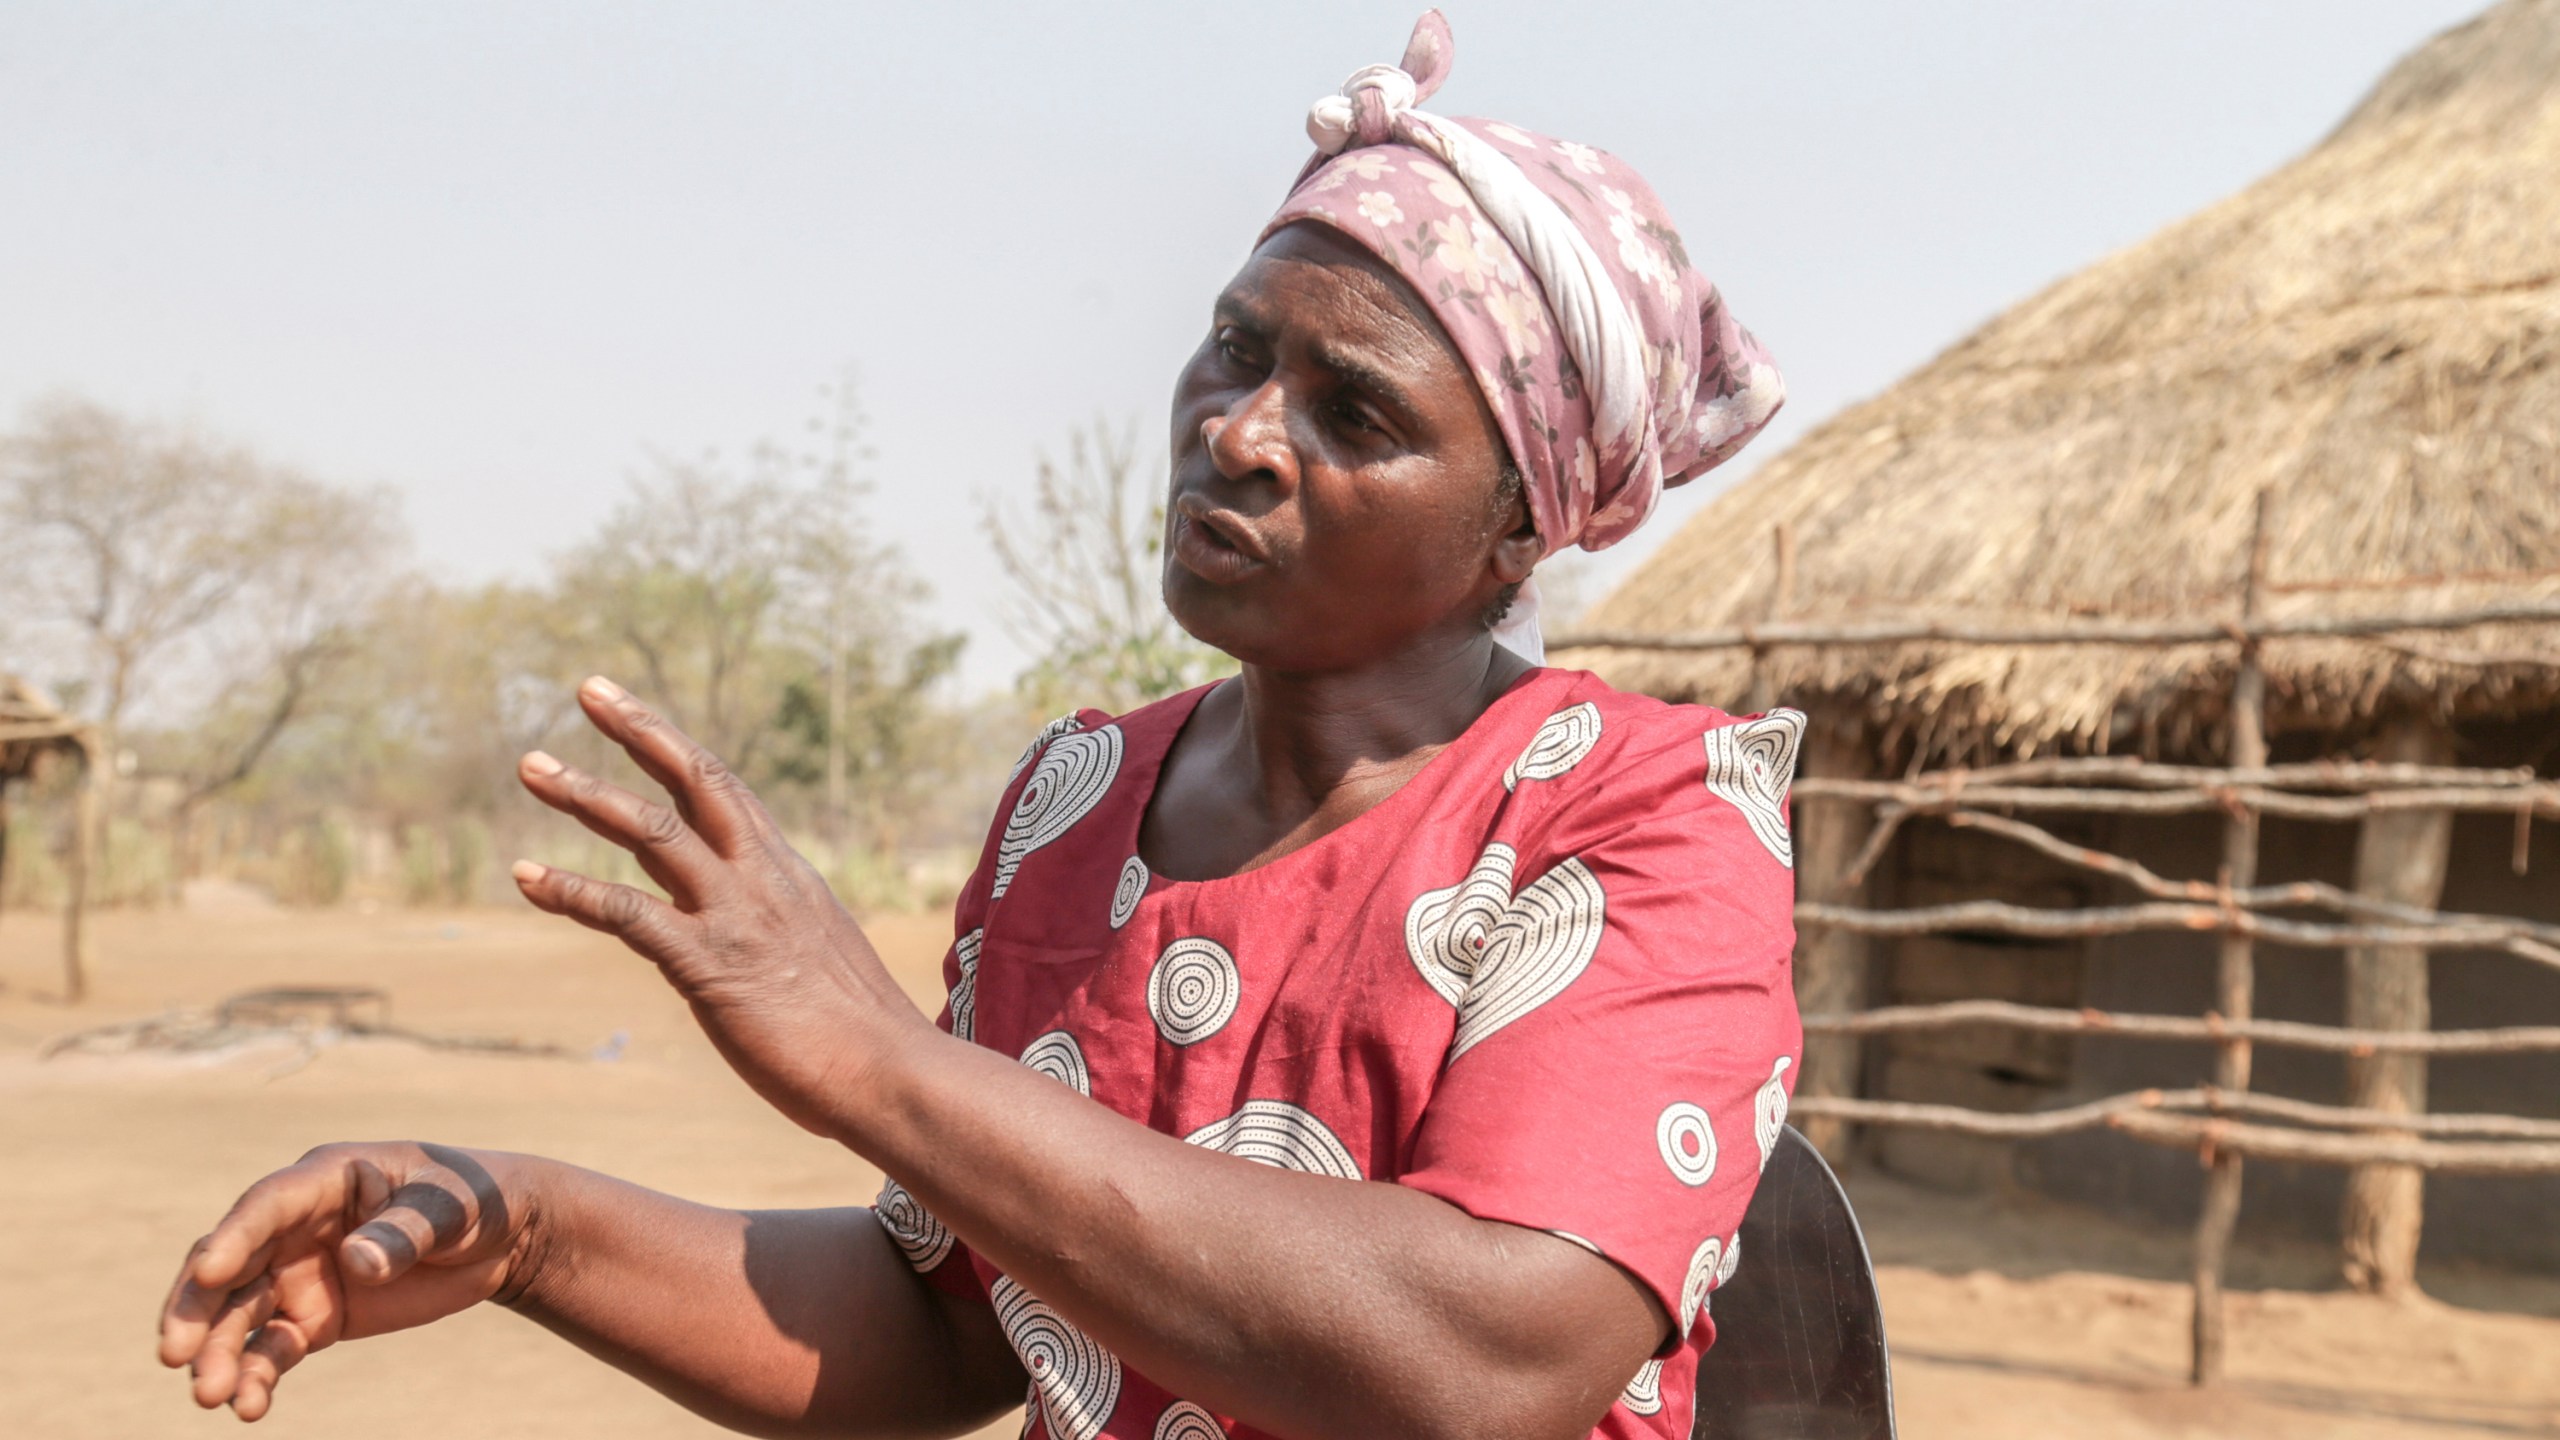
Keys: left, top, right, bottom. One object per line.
{"left": 506, "top": 1157, "right": 1022, "bottom": 1439}
{"left": 842, "top": 1027, "right": 1656, "bottom": 1440}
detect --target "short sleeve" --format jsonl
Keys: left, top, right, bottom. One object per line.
{"left": 1396, "top": 704, "right": 1804, "bottom": 1353}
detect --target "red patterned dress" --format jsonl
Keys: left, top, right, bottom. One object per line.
{"left": 875, "top": 666, "right": 1803, "bottom": 1439}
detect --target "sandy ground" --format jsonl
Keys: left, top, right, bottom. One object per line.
{"left": 4, "top": 900, "right": 2557, "bottom": 1439}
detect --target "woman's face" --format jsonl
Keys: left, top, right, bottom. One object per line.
{"left": 1163, "top": 222, "right": 1535, "bottom": 670}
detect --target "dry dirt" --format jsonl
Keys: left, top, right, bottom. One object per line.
{"left": 4, "top": 901, "right": 2557, "bottom": 1439}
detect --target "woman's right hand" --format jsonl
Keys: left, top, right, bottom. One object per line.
{"left": 158, "top": 1141, "right": 545, "bottom": 1421}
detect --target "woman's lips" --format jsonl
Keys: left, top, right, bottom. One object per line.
{"left": 1171, "top": 499, "right": 1270, "bottom": 584}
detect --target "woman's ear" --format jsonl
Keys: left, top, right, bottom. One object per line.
{"left": 1491, "top": 506, "right": 1542, "bottom": 586}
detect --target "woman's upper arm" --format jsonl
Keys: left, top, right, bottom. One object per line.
{"left": 1398, "top": 703, "right": 1804, "bottom": 1368}
{"left": 714, "top": 1206, "right": 1023, "bottom": 1437}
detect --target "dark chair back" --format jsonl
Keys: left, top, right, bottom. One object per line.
{"left": 1690, "top": 1125, "right": 1895, "bottom": 1439}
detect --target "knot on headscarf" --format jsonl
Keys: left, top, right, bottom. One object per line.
{"left": 1266, "top": 9, "right": 1787, "bottom": 662}
{"left": 1306, "top": 64, "right": 1422, "bottom": 152}
{"left": 1304, "top": 17, "right": 1449, "bottom": 152}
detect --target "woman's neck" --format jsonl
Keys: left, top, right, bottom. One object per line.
{"left": 1222, "top": 630, "right": 1532, "bottom": 822}
{"left": 1139, "top": 628, "right": 1536, "bottom": 882}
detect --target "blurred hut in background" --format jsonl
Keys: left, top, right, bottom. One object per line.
{"left": 1563, "top": 0, "right": 2560, "bottom": 1285}
{"left": 0, "top": 674, "right": 102, "bottom": 1002}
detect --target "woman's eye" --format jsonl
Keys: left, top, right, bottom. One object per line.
{"left": 1331, "top": 400, "right": 1378, "bottom": 435}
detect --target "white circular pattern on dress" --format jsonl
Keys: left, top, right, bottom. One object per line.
{"left": 1717, "top": 1232, "right": 1743, "bottom": 1287}
{"left": 1619, "top": 1357, "right": 1665, "bottom": 1416}
{"left": 1679, "top": 1234, "right": 1725, "bottom": 1335}
{"left": 1503, "top": 701, "right": 1603, "bottom": 791}
{"left": 1152, "top": 1401, "right": 1223, "bottom": 1440}
{"left": 1454, "top": 855, "right": 1606, "bottom": 1061}
{"left": 994, "top": 724, "right": 1125, "bottom": 898}
{"left": 872, "top": 1176, "right": 954, "bottom": 1272}
{"left": 1656, "top": 1101, "right": 1718, "bottom": 1186}
{"left": 1403, "top": 842, "right": 1517, "bottom": 1005}
{"left": 1403, "top": 843, "right": 1609, "bottom": 1062}
{"left": 948, "top": 927, "right": 985, "bottom": 1043}
{"left": 1701, "top": 709, "right": 1806, "bottom": 868}
{"left": 1183, "top": 1100, "right": 1364, "bottom": 1181}
{"left": 1547, "top": 1229, "right": 1603, "bottom": 1255}
{"left": 993, "top": 1276, "right": 1122, "bottom": 1440}
{"left": 1010, "top": 712, "right": 1085, "bottom": 783}
{"left": 1020, "top": 1030, "right": 1092, "bottom": 1097}
{"left": 1110, "top": 854, "right": 1150, "bottom": 930}
{"left": 1754, "top": 1055, "right": 1794, "bottom": 1172}
{"left": 1147, "top": 937, "right": 1240, "bottom": 1046}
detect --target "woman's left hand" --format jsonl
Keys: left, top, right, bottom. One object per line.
{"left": 510, "top": 676, "right": 930, "bottom": 1135}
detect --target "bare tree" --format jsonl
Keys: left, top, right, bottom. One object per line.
{"left": 1, "top": 397, "right": 401, "bottom": 881}
{"left": 982, "top": 417, "right": 1232, "bottom": 713}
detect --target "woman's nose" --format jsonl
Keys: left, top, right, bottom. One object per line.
{"left": 1202, "top": 384, "right": 1296, "bottom": 491}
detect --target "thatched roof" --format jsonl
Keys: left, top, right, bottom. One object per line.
{"left": 1567, "top": 0, "right": 2560, "bottom": 761}
{"left": 1, "top": 674, "right": 94, "bottom": 783}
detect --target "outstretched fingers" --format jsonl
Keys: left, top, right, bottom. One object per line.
{"left": 571, "top": 676, "right": 772, "bottom": 855}
{"left": 512, "top": 858, "right": 695, "bottom": 965}
{"left": 516, "top": 749, "right": 723, "bottom": 909}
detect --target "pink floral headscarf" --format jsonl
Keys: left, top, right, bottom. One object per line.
{"left": 1264, "top": 11, "right": 1785, "bottom": 658}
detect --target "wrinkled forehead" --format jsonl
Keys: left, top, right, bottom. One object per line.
{"left": 1228, "top": 223, "right": 1450, "bottom": 337}
{"left": 1220, "top": 221, "right": 1479, "bottom": 401}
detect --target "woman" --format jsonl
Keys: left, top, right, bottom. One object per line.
{"left": 157, "top": 14, "right": 1799, "bottom": 1439}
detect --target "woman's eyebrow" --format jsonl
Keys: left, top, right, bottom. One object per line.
{"left": 1212, "top": 296, "right": 1271, "bottom": 337}
{"left": 1307, "top": 342, "right": 1421, "bottom": 424}
{"left": 1213, "top": 295, "right": 1421, "bottom": 424}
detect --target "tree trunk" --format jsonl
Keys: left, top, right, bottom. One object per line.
{"left": 1793, "top": 718, "right": 1875, "bottom": 1165}
{"left": 169, "top": 798, "right": 197, "bottom": 906}
{"left": 2340, "top": 716, "right": 2456, "bottom": 1297}
{"left": 66, "top": 750, "right": 99, "bottom": 1004}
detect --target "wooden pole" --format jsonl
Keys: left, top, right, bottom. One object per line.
{"left": 2340, "top": 716, "right": 2455, "bottom": 1297}
{"left": 2193, "top": 490, "right": 2273, "bottom": 1386}
{"left": 1793, "top": 716, "right": 1876, "bottom": 1165}
{"left": 65, "top": 743, "right": 99, "bottom": 1005}
{"left": 1745, "top": 523, "right": 1798, "bottom": 715}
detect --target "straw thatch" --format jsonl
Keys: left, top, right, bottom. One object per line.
{"left": 1, "top": 674, "right": 93, "bottom": 782}
{"left": 1566, "top": 0, "right": 2560, "bottom": 761}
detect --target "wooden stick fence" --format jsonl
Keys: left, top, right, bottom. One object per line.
{"left": 1787, "top": 1096, "right": 2560, "bottom": 1175}
{"left": 1795, "top": 777, "right": 2560, "bottom": 821}
{"left": 1552, "top": 595, "right": 2560, "bottom": 653}
{"left": 1801, "top": 999, "right": 2560, "bottom": 1055}
{"left": 1790, "top": 1087, "right": 2560, "bottom": 1141}
{"left": 1796, "top": 899, "right": 2560, "bottom": 968}
{"left": 1555, "top": 492, "right": 2560, "bottom": 1385}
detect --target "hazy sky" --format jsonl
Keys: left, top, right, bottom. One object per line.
{"left": 0, "top": 2, "right": 2486, "bottom": 690}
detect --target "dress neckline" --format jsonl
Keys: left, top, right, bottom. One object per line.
{"left": 1126, "top": 665, "right": 1569, "bottom": 892}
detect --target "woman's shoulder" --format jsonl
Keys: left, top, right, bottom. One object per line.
{"left": 1517, "top": 667, "right": 1805, "bottom": 774}
{"left": 1503, "top": 668, "right": 1807, "bottom": 867}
